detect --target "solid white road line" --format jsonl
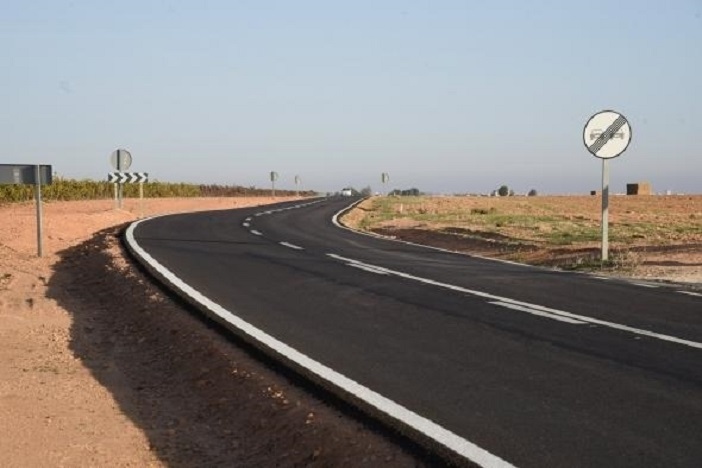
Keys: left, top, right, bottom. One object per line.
{"left": 348, "top": 263, "right": 390, "bottom": 275}
{"left": 250, "top": 230, "right": 263, "bottom": 236}
{"left": 125, "top": 220, "right": 515, "bottom": 468}
{"left": 489, "top": 301, "right": 586, "bottom": 325}
{"left": 279, "top": 241, "right": 304, "bottom": 251}
{"left": 678, "top": 291, "right": 702, "bottom": 297}
{"left": 327, "top": 254, "right": 702, "bottom": 350}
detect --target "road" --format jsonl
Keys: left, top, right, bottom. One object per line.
{"left": 125, "top": 196, "right": 702, "bottom": 468}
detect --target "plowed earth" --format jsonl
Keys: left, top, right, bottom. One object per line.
{"left": 0, "top": 198, "right": 435, "bottom": 468}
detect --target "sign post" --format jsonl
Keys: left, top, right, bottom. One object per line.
{"left": 583, "top": 110, "right": 632, "bottom": 262}
{"left": 294, "top": 175, "right": 301, "bottom": 197}
{"left": 34, "top": 166, "right": 44, "bottom": 257}
{"left": 0, "top": 164, "right": 52, "bottom": 257}
{"left": 110, "top": 149, "right": 132, "bottom": 209}
{"left": 270, "top": 171, "right": 279, "bottom": 198}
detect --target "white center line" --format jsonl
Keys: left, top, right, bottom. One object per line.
{"left": 250, "top": 230, "right": 263, "bottom": 236}
{"left": 348, "top": 263, "right": 390, "bottom": 275}
{"left": 279, "top": 241, "right": 304, "bottom": 251}
{"left": 327, "top": 253, "right": 702, "bottom": 350}
{"left": 242, "top": 222, "right": 250, "bottom": 228}
{"left": 489, "top": 301, "right": 586, "bottom": 325}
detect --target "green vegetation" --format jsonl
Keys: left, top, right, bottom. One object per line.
{"left": 359, "top": 195, "right": 701, "bottom": 248}
{"left": 0, "top": 178, "right": 312, "bottom": 204}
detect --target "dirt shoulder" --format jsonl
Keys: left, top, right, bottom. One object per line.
{"left": 0, "top": 198, "right": 432, "bottom": 467}
{"left": 342, "top": 196, "right": 702, "bottom": 288}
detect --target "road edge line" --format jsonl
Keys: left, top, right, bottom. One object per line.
{"left": 123, "top": 217, "right": 516, "bottom": 468}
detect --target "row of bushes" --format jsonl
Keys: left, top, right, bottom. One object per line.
{"left": 0, "top": 179, "right": 313, "bottom": 203}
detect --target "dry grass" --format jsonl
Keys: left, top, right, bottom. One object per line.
{"left": 344, "top": 195, "right": 702, "bottom": 280}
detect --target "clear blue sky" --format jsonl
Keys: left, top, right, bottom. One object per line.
{"left": 3, "top": 1, "right": 701, "bottom": 194}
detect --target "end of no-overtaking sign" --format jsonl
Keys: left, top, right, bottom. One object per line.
{"left": 583, "top": 110, "right": 632, "bottom": 159}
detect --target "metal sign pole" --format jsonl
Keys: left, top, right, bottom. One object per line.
{"left": 117, "top": 150, "right": 123, "bottom": 209}
{"left": 139, "top": 181, "right": 144, "bottom": 219}
{"left": 34, "top": 165, "right": 44, "bottom": 257}
{"left": 601, "top": 159, "right": 610, "bottom": 262}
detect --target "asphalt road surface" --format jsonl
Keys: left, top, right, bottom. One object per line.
{"left": 126, "top": 196, "right": 702, "bottom": 468}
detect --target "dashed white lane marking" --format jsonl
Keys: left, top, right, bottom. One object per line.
{"left": 630, "top": 282, "right": 659, "bottom": 289}
{"left": 252, "top": 199, "right": 325, "bottom": 218}
{"left": 489, "top": 301, "right": 586, "bottom": 325}
{"left": 327, "top": 254, "right": 702, "bottom": 350}
{"left": 125, "top": 220, "right": 515, "bottom": 468}
{"left": 678, "top": 291, "right": 702, "bottom": 297}
{"left": 243, "top": 222, "right": 250, "bottom": 228}
{"left": 250, "top": 230, "right": 263, "bottom": 236}
{"left": 348, "top": 263, "right": 390, "bottom": 275}
{"left": 279, "top": 241, "right": 304, "bottom": 251}
{"left": 245, "top": 217, "right": 252, "bottom": 222}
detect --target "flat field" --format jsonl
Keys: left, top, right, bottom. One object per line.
{"left": 344, "top": 195, "right": 702, "bottom": 285}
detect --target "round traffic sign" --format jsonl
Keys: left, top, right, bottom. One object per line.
{"left": 110, "top": 149, "right": 133, "bottom": 170}
{"left": 583, "top": 111, "right": 632, "bottom": 159}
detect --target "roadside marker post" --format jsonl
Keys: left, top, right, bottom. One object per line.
{"left": 0, "top": 164, "right": 52, "bottom": 257}
{"left": 381, "top": 172, "right": 390, "bottom": 196}
{"left": 107, "top": 172, "right": 149, "bottom": 217}
{"left": 270, "top": 171, "right": 279, "bottom": 198}
{"left": 583, "top": 110, "right": 632, "bottom": 262}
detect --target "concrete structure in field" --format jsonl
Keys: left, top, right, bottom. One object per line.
{"left": 626, "top": 182, "right": 652, "bottom": 195}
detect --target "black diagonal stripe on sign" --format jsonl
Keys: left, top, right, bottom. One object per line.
{"left": 589, "top": 115, "right": 626, "bottom": 154}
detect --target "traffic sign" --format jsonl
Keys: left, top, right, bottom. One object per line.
{"left": 107, "top": 172, "right": 149, "bottom": 184}
{"left": 110, "top": 149, "right": 133, "bottom": 171}
{"left": 0, "top": 164, "right": 52, "bottom": 257}
{"left": 270, "top": 171, "right": 279, "bottom": 182}
{"left": 0, "top": 164, "right": 52, "bottom": 185}
{"left": 381, "top": 172, "right": 390, "bottom": 184}
{"left": 583, "top": 111, "right": 632, "bottom": 159}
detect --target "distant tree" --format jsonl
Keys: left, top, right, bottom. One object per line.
{"left": 528, "top": 189, "right": 538, "bottom": 196}
{"left": 360, "top": 186, "right": 372, "bottom": 196}
{"left": 498, "top": 185, "right": 510, "bottom": 197}
{"left": 389, "top": 187, "right": 422, "bottom": 197}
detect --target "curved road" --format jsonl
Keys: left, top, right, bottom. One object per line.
{"left": 126, "top": 197, "right": 702, "bottom": 468}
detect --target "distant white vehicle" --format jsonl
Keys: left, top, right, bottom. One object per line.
{"left": 340, "top": 188, "right": 353, "bottom": 197}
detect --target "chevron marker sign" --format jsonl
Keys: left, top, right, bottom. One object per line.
{"left": 107, "top": 172, "right": 149, "bottom": 183}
